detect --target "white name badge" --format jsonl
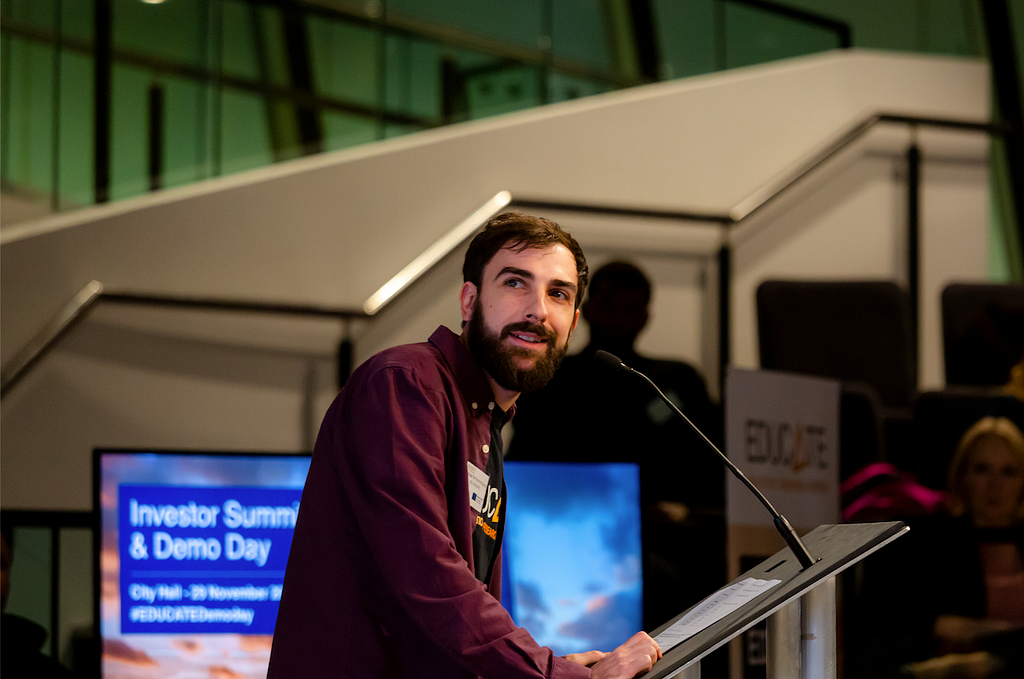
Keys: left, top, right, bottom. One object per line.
{"left": 467, "top": 462, "right": 489, "bottom": 513}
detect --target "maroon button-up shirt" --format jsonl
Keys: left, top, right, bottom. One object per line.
{"left": 268, "top": 326, "right": 591, "bottom": 679}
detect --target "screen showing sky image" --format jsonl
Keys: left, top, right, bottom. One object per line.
{"left": 501, "top": 461, "right": 643, "bottom": 656}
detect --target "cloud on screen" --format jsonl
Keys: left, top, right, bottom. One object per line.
{"left": 601, "top": 510, "right": 642, "bottom": 564}
{"left": 505, "top": 463, "right": 637, "bottom": 521}
{"left": 557, "top": 591, "right": 642, "bottom": 653}
{"left": 515, "top": 581, "right": 551, "bottom": 616}
{"left": 103, "top": 639, "right": 157, "bottom": 667}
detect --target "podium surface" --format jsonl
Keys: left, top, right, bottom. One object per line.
{"left": 646, "top": 521, "right": 908, "bottom": 678}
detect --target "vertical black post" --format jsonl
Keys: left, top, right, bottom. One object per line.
{"left": 628, "top": 0, "right": 661, "bottom": 80}
{"left": 94, "top": 0, "right": 112, "bottom": 203}
{"left": 376, "top": 1, "right": 387, "bottom": 140}
{"left": 441, "top": 58, "right": 462, "bottom": 125}
{"left": 714, "top": 0, "right": 727, "bottom": 71}
{"left": 148, "top": 83, "right": 163, "bottom": 191}
{"left": 281, "top": 6, "right": 323, "bottom": 156}
{"left": 718, "top": 241, "right": 731, "bottom": 393}
{"left": 337, "top": 335, "right": 353, "bottom": 390}
{"left": 540, "top": 0, "right": 553, "bottom": 104}
{"left": 50, "top": 527, "right": 61, "bottom": 661}
{"left": 906, "top": 141, "right": 921, "bottom": 386}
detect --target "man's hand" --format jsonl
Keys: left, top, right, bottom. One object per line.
{"left": 566, "top": 650, "right": 607, "bottom": 667}
{"left": 589, "top": 632, "right": 662, "bottom": 679}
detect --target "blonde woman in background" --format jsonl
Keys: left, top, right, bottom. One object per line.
{"left": 902, "top": 415, "right": 1024, "bottom": 679}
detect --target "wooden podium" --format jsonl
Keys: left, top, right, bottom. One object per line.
{"left": 646, "top": 521, "right": 908, "bottom": 679}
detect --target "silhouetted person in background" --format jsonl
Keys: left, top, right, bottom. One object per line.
{"left": 1, "top": 525, "right": 74, "bottom": 679}
{"left": 510, "top": 261, "right": 723, "bottom": 631}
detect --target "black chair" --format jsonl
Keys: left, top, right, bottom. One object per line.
{"left": 942, "top": 282, "right": 1024, "bottom": 387}
{"left": 757, "top": 280, "right": 917, "bottom": 475}
{"left": 757, "top": 280, "right": 916, "bottom": 409}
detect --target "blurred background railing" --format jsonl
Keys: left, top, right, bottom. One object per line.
{"left": 5, "top": 0, "right": 1012, "bottom": 221}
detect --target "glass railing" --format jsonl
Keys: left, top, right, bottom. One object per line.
{"left": 0, "top": 0, "right": 986, "bottom": 216}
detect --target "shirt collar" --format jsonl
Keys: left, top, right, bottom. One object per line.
{"left": 429, "top": 326, "right": 513, "bottom": 420}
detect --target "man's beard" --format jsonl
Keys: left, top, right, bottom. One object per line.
{"left": 465, "top": 299, "right": 569, "bottom": 394}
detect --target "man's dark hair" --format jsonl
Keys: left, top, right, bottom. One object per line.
{"left": 463, "top": 211, "right": 589, "bottom": 310}
{"left": 587, "top": 260, "right": 651, "bottom": 307}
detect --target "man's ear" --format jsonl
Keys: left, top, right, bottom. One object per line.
{"left": 567, "top": 308, "right": 580, "bottom": 343}
{"left": 459, "top": 281, "right": 478, "bottom": 325}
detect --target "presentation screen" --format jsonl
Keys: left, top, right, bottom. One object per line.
{"left": 501, "top": 461, "right": 643, "bottom": 656}
{"left": 95, "top": 452, "right": 641, "bottom": 675}
{"left": 94, "top": 449, "right": 311, "bottom": 679}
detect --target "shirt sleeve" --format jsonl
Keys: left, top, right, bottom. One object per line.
{"left": 336, "top": 364, "right": 592, "bottom": 679}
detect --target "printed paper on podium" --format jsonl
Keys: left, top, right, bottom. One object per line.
{"left": 653, "top": 578, "right": 781, "bottom": 652}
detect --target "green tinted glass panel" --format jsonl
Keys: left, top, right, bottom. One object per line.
{"left": 256, "top": 4, "right": 290, "bottom": 88}
{"left": 550, "top": 0, "right": 611, "bottom": 71}
{"left": 723, "top": 2, "right": 839, "bottom": 70}
{"left": 61, "top": 0, "right": 94, "bottom": 44}
{"left": 308, "top": 14, "right": 379, "bottom": 107}
{"left": 219, "top": 87, "right": 273, "bottom": 175}
{"left": 652, "top": 0, "right": 716, "bottom": 79}
{"left": 1014, "top": 0, "right": 1024, "bottom": 68}
{"left": 113, "top": 0, "right": 205, "bottom": 67}
{"left": 464, "top": 63, "right": 542, "bottom": 120}
{"left": 2, "top": 0, "right": 56, "bottom": 33}
{"left": 383, "top": 121, "right": 427, "bottom": 139}
{"left": 322, "top": 111, "right": 378, "bottom": 151}
{"left": 1, "top": 32, "right": 9, "bottom": 180}
{"left": 384, "top": 34, "right": 442, "bottom": 123}
{"left": 57, "top": 49, "right": 94, "bottom": 209}
{"left": 6, "top": 527, "right": 54, "bottom": 655}
{"left": 161, "top": 75, "right": 206, "bottom": 190}
{"left": 58, "top": 528, "right": 93, "bottom": 668}
{"left": 918, "top": 0, "right": 981, "bottom": 56}
{"left": 387, "top": 0, "right": 544, "bottom": 51}
{"left": 3, "top": 36, "right": 55, "bottom": 196}
{"left": 222, "top": 0, "right": 261, "bottom": 81}
{"left": 109, "top": 62, "right": 150, "bottom": 201}
{"left": 548, "top": 71, "right": 610, "bottom": 103}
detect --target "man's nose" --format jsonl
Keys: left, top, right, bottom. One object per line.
{"left": 523, "top": 290, "right": 548, "bottom": 323}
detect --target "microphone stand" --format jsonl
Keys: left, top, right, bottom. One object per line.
{"left": 594, "top": 350, "right": 818, "bottom": 570}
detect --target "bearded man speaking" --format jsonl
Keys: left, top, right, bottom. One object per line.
{"left": 268, "top": 212, "right": 661, "bottom": 679}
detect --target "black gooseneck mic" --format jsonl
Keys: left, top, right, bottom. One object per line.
{"left": 593, "top": 350, "right": 818, "bottom": 570}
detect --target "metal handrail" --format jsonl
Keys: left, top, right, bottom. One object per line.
{"left": 0, "top": 193, "right": 513, "bottom": 397}
{"left": 1, "top": 281, "right": 105, "bottom": 397}
{"left": 513, "top": 112, "right": 1008, "bottom": 227}
{"left": 0, "top": 111, "right": 1006, "bottom": 398}
{"left": 363, "top": 191, "right": 512, "bottom": 314}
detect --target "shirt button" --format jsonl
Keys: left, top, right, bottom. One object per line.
{"left": 471, "top": 402, "right": 478, "bottom": 410}
{"left": 487, "top": 402, "right": 495, "bottom": 411}
{"left": 482, "top": 444, "right": 490, "bottom": 454}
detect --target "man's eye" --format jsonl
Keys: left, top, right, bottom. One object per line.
{"left": 504, "top": 278, "right": 523, "bottom": 288}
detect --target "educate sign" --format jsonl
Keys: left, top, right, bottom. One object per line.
{"left": 725, "top": 368, "right": 840, "bottom": 530}
{"left": 724, "top": 368, "right": 840, "bottom": 679}
{"left": 118, "top": 484, "right": 302, "bottom": 634}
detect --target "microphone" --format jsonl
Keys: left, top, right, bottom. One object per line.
{"left": 594, "top": 350, "right": 817, "bottom": 570}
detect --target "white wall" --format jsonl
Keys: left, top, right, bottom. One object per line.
{"left": 1, "top": 50, "right": 991, "bottom": 510}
